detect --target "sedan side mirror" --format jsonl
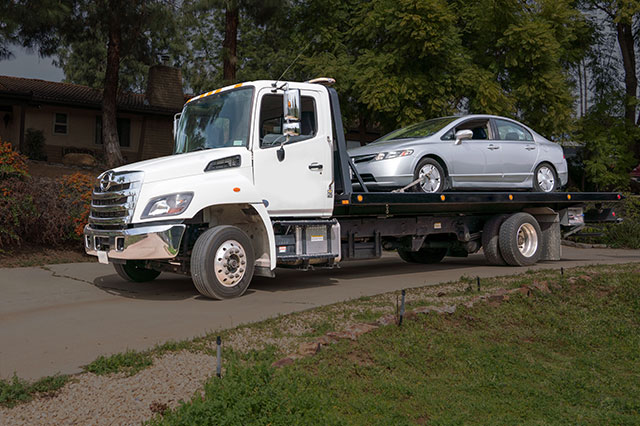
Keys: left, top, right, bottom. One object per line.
{"left": 454, "top": 129, "right": 473, "bottom": 145}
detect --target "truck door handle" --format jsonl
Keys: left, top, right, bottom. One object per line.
{"left": 525, "top": 146, "right": 536, "bottom": 151}
{"left": 487, "top": 145, "right": 500, "bottom": 150}
{"left": 308, "top": 162, "right": 323, "bottom": 171}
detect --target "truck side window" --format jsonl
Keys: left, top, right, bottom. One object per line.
{"left": 260, "top": 94, "right": 317, "bottom": 147}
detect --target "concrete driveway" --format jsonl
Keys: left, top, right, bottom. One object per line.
{"left": 1, "top": 246, "right": 639, "bottom": 380}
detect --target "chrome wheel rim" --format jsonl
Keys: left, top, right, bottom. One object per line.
{"left": 517, "top": 223, "right": 538, "bottom": 258}
{"left": 214, "top": 240, "right": 247, "bottom": 287}
{"left": 536, "top": 166, "right": 555, "bottom": 192}
{"left": 419, "top": 164, "right": 442, "bottom": 193}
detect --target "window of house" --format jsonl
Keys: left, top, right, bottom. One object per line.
{"left": 95, "top": 116, "right": 131, "bottom": 147}
{"left": 259, "top": 94, "right": 317, "bottom": 148}
{"left": 54, "top": 113, "right": 68, "bottom": 134}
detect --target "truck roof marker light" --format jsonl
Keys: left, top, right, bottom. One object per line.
{"left": 357, "top": 195, "right": 363, "bottom": 202}
{"left": 440, "top": 195, "right": 446, "bottom": 201}
{"left": 509, "top": 194, "right": 513, "bottom": 201}
{"left": 233, "top": 187, "right": 241, "bottom": 192}
{"left": 234, "top": 83, "right": 243, "bottom": 88}
{"left": 214, "top": 89, "right": 221, "bottom": 94}
{"left": 341, "top": 200, "right": 349, "bottom": 205}
{"left": 567, "top": 194, "right": 572, "bottom": 200}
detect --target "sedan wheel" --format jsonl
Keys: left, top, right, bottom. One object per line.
{"left": 413, "top": 158, "right": 446, "bottom": 193}
{"left": 533, "top": 164, "right": 558, "bottom": 192}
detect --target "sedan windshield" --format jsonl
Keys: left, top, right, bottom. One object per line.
{"left": 376, "top": 117, "right": 458, "bottom": 142}
{"left": 175, "top": 87, "right": 254, "bottom": 154}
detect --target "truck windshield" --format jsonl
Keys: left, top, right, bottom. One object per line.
{"left": 175, "top": 87, "right": 254, "bottom": 154}
{"left": 375, "top": 117, "right": 458, "bottom": 142}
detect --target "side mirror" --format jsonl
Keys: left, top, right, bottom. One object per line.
{"left": 173, "top": 113, "right": 181, "bottom": 141}
{"left": 283, "top": 86, "right": 301, "bottom": 137}
{"left": 454, "top": 129, "right": 473, "bottom": 145}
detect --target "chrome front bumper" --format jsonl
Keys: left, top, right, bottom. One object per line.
{"left": 84, "top": 223, "right": 186, "bottom": 262}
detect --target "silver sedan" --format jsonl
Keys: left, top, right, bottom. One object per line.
{"left": 348, "top": 115, "right": 568, "bottom": 193}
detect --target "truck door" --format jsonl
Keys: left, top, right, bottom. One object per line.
{"left": 252, "top": 88, "right": 334, "bottom": 217}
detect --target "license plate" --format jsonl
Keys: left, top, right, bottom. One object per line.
{"left": 97, "top": 250, "right": 109, "bottom": 264}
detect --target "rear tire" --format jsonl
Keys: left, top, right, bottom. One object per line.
{"left": 533, "top": 163, "right": 558, "bottom": 192}
{"left": 190, "top": 225, "right": 255, "bottom": 300}
{"left": 482, "top": 215, "right": 507, "bottom": 266}
{"left": 114, "top": 261, "right": 161, "bottom": 283}
{"left": 398, "top": 247, "right": 447, "bottom": 264}
{"left": 498, "top": 213, "right": 542, "bottom": 266}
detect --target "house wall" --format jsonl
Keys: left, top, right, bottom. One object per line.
{"left": 0, "top": 106, "right": 21, "bottom": 147}
{"left": 141, "top": 117, "right": 174, "bottom": 160}
{"left": 22, "top": 105, "right": 143, "bottom": 163}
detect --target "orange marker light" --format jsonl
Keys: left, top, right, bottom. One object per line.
{"left": 234, "top": 83, "right": 243, "bottom": 88}
{"left": 341, "top": 200, "right": 350, "bottom": 205}
{"left": 357, "top": 195, "right": 363, "bottom": 202}
{"left": 567, "top": 194, "right": 571, "bottom": 200}
{"left": 509, "top": 194, "right": 513, "bottom": 200}
{"left": 233, "top": 187, "right": 241, "bottom": 192}
{"left": 440, "top": 195, "right": 446, "bottom": 201}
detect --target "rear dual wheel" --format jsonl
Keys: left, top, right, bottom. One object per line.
{"left": 483, "top": 212, "right": 542, "bottom": 266}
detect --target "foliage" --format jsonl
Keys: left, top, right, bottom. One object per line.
{"left": 84, "top": 350, "right": 153, "bottom": 376}
{"left": 0, "top": 374, "right": 69, "bottom": 408}
{"left": 23, "top": 128, "right": 47, "bottom": 161}
{"left": 58, "top": 172, "right": 94, "bottom": 237}
{"left": 0, "top": 172, "right": 93, "bottom": 249}
{"left": 0, "top": 138, "right": 29, "bottom": 180}
{"left": 604, "top": 195, "right": 640, "bottom": 248}
{"left": 153, "top": 264, "right": 640, "bottom": 424}
{"left": 576, "top": 105, "right": 637, "bottom": 191}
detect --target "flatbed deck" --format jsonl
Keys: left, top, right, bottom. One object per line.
{"left": 333, "top": 192, "right": 623, "bottom": 216}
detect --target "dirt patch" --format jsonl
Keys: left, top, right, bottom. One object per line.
{"left": 0, "top": 246, "right": 91, "bottom": 268}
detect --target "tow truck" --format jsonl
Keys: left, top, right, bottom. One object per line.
{"left": 84, "top": 79, "right": 621, "bottom": 299}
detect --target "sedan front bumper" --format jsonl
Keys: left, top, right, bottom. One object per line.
{"left": 84, "top": 223, "right": 186, "bottom": 262}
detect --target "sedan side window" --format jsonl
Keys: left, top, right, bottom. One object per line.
{"left": 442, "top": 119, "right": 491, "bottom": 140}
{"left": 494, "top": 119, "right": 533, "bottom": 141}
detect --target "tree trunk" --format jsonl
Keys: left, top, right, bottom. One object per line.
{"left": 616, "top": 21, "right": 637, "bottom": 124}
{"left": 102, "top": 1, "right": 124, "bottom": 168}
{"left": 222, "top": 4, "right": 239, "bottom": 83}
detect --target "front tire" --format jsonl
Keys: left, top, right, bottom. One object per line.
{"left": 533, "top": 163, "right": 558, "bottom": 192}
{"left": 498, "top": 213, "right": 542, "bottom": 266}
{"left": 114, "top": 261, "right": 161, "bottom": 283}
{"left": 190, "top": 225, "right": 255, "bottom": 300}
{"left": 413, "top": 158, "right": 446, "bottom": 193}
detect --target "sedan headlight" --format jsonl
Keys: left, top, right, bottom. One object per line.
{"left": 374, "top": 150, "right": 414, "bottom": 161}
{"left": 142, "top": 192, "right": 193, "bottom": 219}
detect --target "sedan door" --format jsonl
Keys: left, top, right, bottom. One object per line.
{"left": 487, "top": 118, "right": 539, "bottom": 185}
{"left": 446, "top": 119, "right": 492, "bottom": 187}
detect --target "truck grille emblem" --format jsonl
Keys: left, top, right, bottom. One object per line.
{"left": 99, "top": 171, "right": 115, "bottom": 192}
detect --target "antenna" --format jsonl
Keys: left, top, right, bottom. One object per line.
{"left": 273, "top": 36, "right": 318, "bottom": 88}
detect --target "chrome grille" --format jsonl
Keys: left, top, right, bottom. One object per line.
{"left": 89, "top": 171, "right": 144, "bottom": 229}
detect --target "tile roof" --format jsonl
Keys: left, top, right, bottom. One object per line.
{"left": 0, "top": 75, "right": 180, "bottom": 114}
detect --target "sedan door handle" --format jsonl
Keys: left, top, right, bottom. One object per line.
{"left": 525, "top": 146, "right": 536, "bottom": 151}
{"left": 308, "top": 162, "right": 323, "bottom": 171}
{"left": 487, "top": 144, "right": 500, "bottom": 150}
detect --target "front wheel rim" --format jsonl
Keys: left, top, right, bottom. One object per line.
{"left": 214, "top": 240, "right": 247, "bottom": 287}
{"left": 517, "top": 223, "right": 538, "bottom": 257}
{"left": 419, "top": 164, "right": 442, "bottom": 192}
{"left": 537, "top": 167, "right": 555, "bottom": 192}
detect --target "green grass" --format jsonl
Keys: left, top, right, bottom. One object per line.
{"left": 0, "top": 374, "right": 69, "bottom": 408}
{"left": 151, "top": 265, "right": 640, "bottom": 425}
{"left": 84, "top": 349, "right": 153, "bottom": 376}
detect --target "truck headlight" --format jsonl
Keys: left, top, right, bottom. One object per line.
{"left": 374, "top": 150, "right": 413, "bottom": 161}
{"left": 142, "top": 192, "right": 193, "bottom": 219}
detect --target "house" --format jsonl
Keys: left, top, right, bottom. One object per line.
{"left": 0, "top": 65, "right": 184, "bottom": 164}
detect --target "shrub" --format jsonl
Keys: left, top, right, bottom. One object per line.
{"left": 604, "top": 196, "right": 640, "bottom": 249}
{"left": 0, "top": 173, "right": 94, "bottom": 249}
{"left": 23, "top": 128, "right": 47, "bottom": 161}
{"left": 0, "top": 138, "right": 29, "bottom": 180}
